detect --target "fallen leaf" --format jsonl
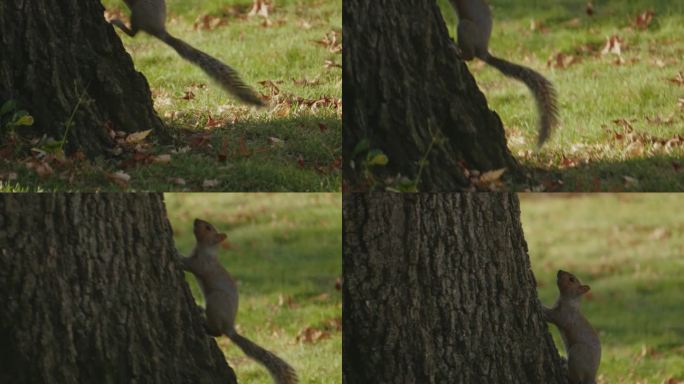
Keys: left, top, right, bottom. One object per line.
{"left": 153, "top": 154, "right": 172, "bottom": 163}
{"left": 324, "top": 60, "right": 342, "bottom": 69}
{"left": 622, "top": 175, "right": 639, "bottom": 188}
{"left": 296, "top": 326, "right": 331, "bottom": 344}
{"left": 667, "top": 72, "right": 684, "bottom": 87}
{"left": 125, "top": 129, "right": 152, "bottom": 144}
{"left": 633, "top": 10, "right": 655, "bottom": 30}
{"left": 26, "top": 160, "right": 54, "bottom": 178}
{"left": 586, "top": 1, "right": 594, "bottom": 16}
{"left": 205, "top": 115, "right": 224, "bottom": 129}
{"left": 479, "top": 168, "right": 506, "bottom": 183}
{"left": 269, "top": 137, "right": 285, "bottom": 147}
{"left": 107, "top": 171, "right": 130, "bottom": 188}
{"left": 168, "top": 177, "right": 186, "bottom": 185}
{"left": 601, "top": 35, "right": 623, "bottom": 56}
{"left": 202, "top": 179, "right": 219, "bottom": 188}
{"left": 193, "top": 14, "right": 228, "bottom": 31}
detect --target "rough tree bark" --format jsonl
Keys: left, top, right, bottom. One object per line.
{"left": 342, "top": 193, "right": 566, "bottom": 383}
{"left": 0, "top": 193, "right": 236, "bottom": 384}
{"left": 343, "top": 1, "right": 518, "bottom": 191}
{"left": 0, "top": 0, "right": 165, "bottom": 157}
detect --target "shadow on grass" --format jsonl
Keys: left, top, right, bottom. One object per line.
{"left": 0, "top": 114, "right": 341, "bottom": 192}
{"left": 517, "top": 154, "right": 683, "bottom": 191}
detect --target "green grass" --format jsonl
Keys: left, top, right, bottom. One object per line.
{"left": 165, "top": 193, "right": 341, "bottom": 384}
{"left": 520, "top": 193, "right": 684, "bottom": 383}
{"left": 0, "top": 0, "right": 341, "bottom": 191}
{"left": 439, "top": 0, "right": 684, "bottom": 191}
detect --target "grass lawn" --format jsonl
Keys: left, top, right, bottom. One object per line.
{"left": 520, "top": 194, "right": 684, "bottom": 383}
{"left": 440, "top": 0, "right": 684, "bottom": 191}
{"left": 165, "top": 193, "right": 341, "bottom": 383}
{"left": 0, "top": 0, "right": 341, "bottom": 191}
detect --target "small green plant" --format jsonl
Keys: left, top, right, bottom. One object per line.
{"left": 0, "top": 100, "right": 34, "bottom": 134}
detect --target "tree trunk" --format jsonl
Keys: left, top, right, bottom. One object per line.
{"left": 342, "top": 1, "right": 518, "bottom": 191}
{"left": 342, "top": 193, "right": 566, "bottom": 383}
{"left": 0, "top": 193, "right": 235, "bottom": 384}
{"left": 0, "top": 0, "right": 165, "bottom": 157}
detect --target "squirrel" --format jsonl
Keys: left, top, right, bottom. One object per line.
{"left": 179, "top": 218, "right": 298, "bottom": 384}
{"left": 543, "top": 270, "right": 601, "bottom": 384}
{"left": 448, "top": 0, "right": 559, "bottom": 147}
{"left": 109, "top": 0, "right": 264, "bottom": 107}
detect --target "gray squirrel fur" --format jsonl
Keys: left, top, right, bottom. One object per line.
{"left": 110, "top": 0, "right": 264, "bottom": 106}
{"left": 179, "top": 218, "right": 297, "bottom": 384}
{"left": 448, "top": 0, "right": 558, "bottom": 147}
{"left": 543, "top": 270, "right": 601, "bottom": 384}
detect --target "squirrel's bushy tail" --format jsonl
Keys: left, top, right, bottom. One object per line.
{"left": 226, "top": 328, "right": 298, "bottom": 384}
{"left": 485, "top": 55, "right": 558, "bottom": 147}
{"left": 156, "top": 32, "right": 264, "bottom": 107}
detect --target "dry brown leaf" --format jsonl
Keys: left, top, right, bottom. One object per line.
{"left": 601, "top": 35, "right": 623, "bottom": 56}
{"left": 205, "top": 115, "right": 224, "bottom": 129}
{"left": 324, "top": 60, "right": 342, "bottom": 69}
{"left": 168, "top": 177, "right": 186, "bottom": 185}
{"left": 633, "top": 10, "right": 655, "bottom": 30}
{"left": 622, "top": 175, "right": 639, "bottom": 188}
{"left": 277, "top": 293, "right": 298, "bottom": 308}
{"left": 108, "top": 171, "right": 130, "bottom": 188}
{"left": 649, "top": 227, "right": 669, "bottom": 240}
{"left": 529, "top": 19, "right": 548, "bottom": 33}
{"left": 312, "top": 31, "right": 342, "bottom": 53}
{"left": 248, "top": 0, "right": 272, "bottom": 18}
{"left": 202, "top": 179, "right": 220, "bottom": 188}
{"left": 126, "top": 129, "right": 152, "bottom": 144}
{"left": 269, "top": 137, "right": 285, "bottom": 147}
{"left": 479, "top": 168, "right": 506, "bottom": 183}
{"left": 26, "top": 160, "right": 54, "bottom": 178}
{"left": 548, "top": 52, "right": 579, "bottom": 69}
{"left": 296, "top": 327, "right": 331, "bottom": 344}
{"left": 298, "top": 19, "right": 312, "bottom": 29}
{"left": 153, "top": 154, "right": 172, "bottom": 163}
{"left": 258, "top": 79, "right": 282, "bottom": 96}
{"left": 586, "top": 2, "right": 594, "bottom": 16}
{"left": 193, "top": 14, "right": 228, "bottom": 31}
{"left": 272, "top": 103, "right": 291, "bottom": 118}
{"left": 667, "top": 72, "right": 684, "bottom": 87}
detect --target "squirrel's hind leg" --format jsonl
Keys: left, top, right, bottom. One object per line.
{"left": 457, "top": 20, "right": 477, "bottom": 60}
{"left": 457, "top": 17, "right": 493, "bottom": 61}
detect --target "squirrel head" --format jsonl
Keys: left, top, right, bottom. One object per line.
{"left": 556, "top": 270, "right": 590, "bottom": 299}
{"left": 193, "top": 218, "right": 227, "bottom": 246}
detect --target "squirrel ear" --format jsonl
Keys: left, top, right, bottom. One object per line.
{"left": 580, "top": 285, "right": 591, "bottom": 294}
{"left": 216, "top": 233, "right": 227, "bottom": 244}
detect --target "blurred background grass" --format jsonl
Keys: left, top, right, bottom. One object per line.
{"left": 165, "top": 193, "right": 341, "bottom": 383}
{"left": 521, "top": 194, "right": 684, "bottom": 383}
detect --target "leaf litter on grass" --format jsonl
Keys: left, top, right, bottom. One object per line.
{"left": 2, "top": 0, "right": 342, "bottom": 191}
